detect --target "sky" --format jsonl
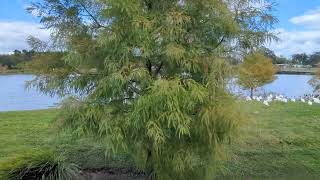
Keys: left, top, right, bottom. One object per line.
{"left": 1, "top": 0, "right": 320, "bottom": 57}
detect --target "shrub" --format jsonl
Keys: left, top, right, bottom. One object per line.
{"left": 0, "top": 151, "right": 79, "bottom": 180}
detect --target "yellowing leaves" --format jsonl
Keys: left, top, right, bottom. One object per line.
{"left": 165, "top": 43, "right": 186, "bottom": 60}
{"left": 165, "top": 11, "right": 191, "bottom": 26}
{"left": 238, "top": 52, "right": 278, "bottom": 91}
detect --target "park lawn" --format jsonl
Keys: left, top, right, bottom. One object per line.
{"left": 0, "top": 109, "right": 130, "bottom": 170}
{"left": 220, "top": 102, "right": 320, "bottom": 179}
{"left": 1, "top": 102, "right": 320, "bottom": 179}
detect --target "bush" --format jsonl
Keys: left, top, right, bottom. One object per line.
{"left": 0, "top": 151, "right": 79, "bottom": 180}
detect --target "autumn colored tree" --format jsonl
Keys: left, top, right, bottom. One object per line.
{"left": 238, "top": 52, "right": 278, "bottom": 98}
{"left": 28, "top": 0, "right": 277, "bottom": 179}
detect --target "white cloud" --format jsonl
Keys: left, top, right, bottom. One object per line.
{"left": 0, "top": 21, "right": 50, "bottom": 54}
{"left": 290, "top": 7, "right": 320, "bottom": 29}
{"left": 269, "top": 7, "right": 320, "bottom": 57}
{"left": 268, "top": 28, "right": 320, "bottom": 57}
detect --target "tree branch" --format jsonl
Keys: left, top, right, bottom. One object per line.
{"left": 154, "top": 62, "right": 163, "bottom": 76}
{"left": 78, "top": 2, "right": 106, "bottom": 28}
{"left": 146, "top": 59, "right": 152, "bottom": 75}
{"left": 212, "top": 36, "right": 225, "bottom": 50}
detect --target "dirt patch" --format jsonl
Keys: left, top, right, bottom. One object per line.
{"left": 79, "top": 168, "right": 146, "bottom": 180}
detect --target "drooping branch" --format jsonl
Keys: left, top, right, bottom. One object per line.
{"left": 78, "top": 1, "right": 106, "bottom": 28}
{"left": 212, "top": 36, "right": 225, "bottom": 50}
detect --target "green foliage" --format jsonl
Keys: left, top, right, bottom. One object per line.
{"left": 259, "top": 47, "right": 289, "bottom": 64}
{"left": 309, "top": 52, "right": 320, "bottom": 66}
{"left": 0, "top": 50, "right": 35, "bottom": 70}
{"left": 0, "top": 151, "right": 79, "bottom": 180}
{"left": 292, "top": 53, "right": 309, "bottom": 65}
{"left": 28, "top": 0, "right": 277, "bottom": 179}
{"left": 238, "top": 52, "right": 277, "bottom": 97}
{"left": 23, "top": 52, "right": 69, "bottom": 75}
{"left": 291, "top": 52, "right": 320, "bottom": 66}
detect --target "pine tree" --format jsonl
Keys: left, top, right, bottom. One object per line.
{"left": 28, "top": 0, "right": 277, "bottom": 179}
{"left": 238, "top": 52, "right": 278, "bottom": 98}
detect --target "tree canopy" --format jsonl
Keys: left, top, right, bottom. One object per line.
{"left": 259, "top": 47, "right": 290, "bottom": 64}
{"left": 238, "top": 52, "right": 278, "bottom": 97}
{"left": 28, "top": 0, "right": 277, "bottom": 179}
{"left": 289, "top": 52, "right": 320, "bottom": 66}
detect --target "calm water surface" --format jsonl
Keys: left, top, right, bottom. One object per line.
{"left": 263, "top": 74, "right": 314, "bottom": 98}
{"left": 0, "top": 74, "right": 60, "bottom": 112}
{"left": 0, "top": 74, "right": 315, "bottom": 112}
{"left": 232, "top": 74, "right": 314, "bottom": 98}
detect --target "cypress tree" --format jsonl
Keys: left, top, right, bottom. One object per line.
{"left": 238, "top": 52, "right": 278, "bottom": 98}
{"left": 28, "top": 0, "right": 277, "bottom": 179}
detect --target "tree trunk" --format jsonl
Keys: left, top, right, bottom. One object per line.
{"left": 146, "top": 148, "right": 153, "bottom": 180}
{"left": 250, "top": 88, "right": 254, "bottom": 98}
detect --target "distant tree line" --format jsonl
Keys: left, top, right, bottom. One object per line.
{"left": 0, "top": 36, "right": 65, "bottom": 72}
{"left": 259, "top": 47, "right": 320, "bottom": 66}
{"left": 0, "top": 50, "right": 35, "bottom": 69}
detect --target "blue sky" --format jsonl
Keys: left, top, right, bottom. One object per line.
{"left": 0, "top": 0, "right": 37, "bottom": 22}
{"left": 275, "top": 0, "right": 320, "bottom": 30}
{"left": 1, "top": 0, "right": 320, "bottom": 57}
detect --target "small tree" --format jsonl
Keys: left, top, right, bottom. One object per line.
{"left": 28, "top": 0, "right": 277, "bottom": 179}
{"left": 238, "top": 52, "right": 278, "bottom": 98}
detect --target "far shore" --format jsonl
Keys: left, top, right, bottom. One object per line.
{"left": 0, "top": 69, "right": 33, "bottom": 75}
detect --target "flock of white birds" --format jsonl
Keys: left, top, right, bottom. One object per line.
{"left": 244, "top": 94, "right": 320, "bottom": 106}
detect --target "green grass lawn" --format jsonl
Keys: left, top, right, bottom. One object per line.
{"left": 221, "top": 102, "right": 320, "bottom": 179}
{"left": 0, "top": 109, "right": 130, "bottom": 170}
{"left": 1, "top": 102, "right": 320, "bottom": 179}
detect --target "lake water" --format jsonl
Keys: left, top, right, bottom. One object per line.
{"left": 264, "top": 74, "right": 314, "bottom": 98}
{"left": 0, "top": 74, "right": 315, "bottom": 112}
{"left": 231, "top": 74, "right": 314, "bottom": 98}
{"left": 0, "top": 74, "right": 60, "bottom": 112}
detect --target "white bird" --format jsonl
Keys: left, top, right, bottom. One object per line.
{"left": 266, "top": 97, "right": 272, "bottom": 102}
{"left": 308, "top": 101, "right": 313, "bottom": 106}
{"left": 245, "top": 96, "right": 252, "bottom": 101}
{"left": 313, "top": 98, "right": 320, "bottom": 103}
{"left": 263, "top": 101, "right": 270, "bottom": 106}
{"left": 301, "top": 98, "right": 305, "bottom": 103}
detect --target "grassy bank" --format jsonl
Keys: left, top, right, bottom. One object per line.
{"left": 0, "top": 109, "right": 130, "bottom": 170}
{"left": 1, "top": 102, "right": 320, "bottom": 179}
{"left": 221, "top": 102, "right": 320, "bottom": 179}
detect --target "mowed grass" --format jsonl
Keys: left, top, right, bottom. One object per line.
{"left": 0, "top": 109, "right": 129, "bottom": 170}
{"left": 220, "top": 102, "right": 320, "bottom": 179}
{"left": 1, "top": 102, "right": 320, "bottom": 179}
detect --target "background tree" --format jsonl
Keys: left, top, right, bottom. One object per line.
{"left": 0, "top": 50, "right": 35, "bottom": 69}
{"left": 292, "top": 53, "right": 309, "bottom": 65}
{"left": 259, "top": 47, "right": 290, "bottom": 64}
{"left": 238, "top": 52, "right": 278, "bottom": 98}
{"left": 28, "top": 0, "right": 277, "bottom": 179}
{"left": 275, "top": 55, "right": 289, "bottom": 64}
{"left": 260, "top": 47, "right": 277, "bottom": 63}
{"left": 309, "top": 52, "right": 320, "bottom": 66}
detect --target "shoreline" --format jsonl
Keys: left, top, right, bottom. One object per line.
{"left": 0, "top": 70, "right": 33, "bottom": 75}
